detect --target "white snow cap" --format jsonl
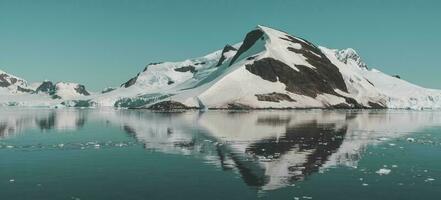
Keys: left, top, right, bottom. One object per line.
{"left": 336, "top": 48, "right": 368, "bottom": 69}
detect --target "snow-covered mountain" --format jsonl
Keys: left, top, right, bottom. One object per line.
{"left": 2, "top": 25, "right": 441, "bottom": 109}
{"left": 0, "top": 70, "right": 34, "bottom": 94}
{"left": 86, "top": 25, "right": 441, "bottom": 110}
{"left": 35, "top": 81, "right": 90, "bottom": 99}
{"left": 0, "top": 70, "right": 91, "bottom": 107}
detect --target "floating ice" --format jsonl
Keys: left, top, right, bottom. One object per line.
{"left": 425, "top": 178, "right": 435, "bottom": 182}
{"left": 376, "top": 168, "right": 391, "bottom": 175}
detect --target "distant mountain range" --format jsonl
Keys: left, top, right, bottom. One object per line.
{"left": 1, "top": 25, "right": 440, "bottom": 109}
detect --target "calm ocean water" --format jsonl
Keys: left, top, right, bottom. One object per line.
{"left": 1, "top": 108, "right": 440, "bottom": 200}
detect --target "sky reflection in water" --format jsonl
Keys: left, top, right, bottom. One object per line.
{"left": 1, "top": 109, "right": 441, "bottom": 199}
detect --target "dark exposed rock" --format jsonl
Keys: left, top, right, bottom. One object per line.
{"left": 194, "top": 62, "right": 206, "bottom": 65}
{"left": 330, "top": 103, "right": 354, "bottom": 109}
{"left": 368, "top": 101, "right": 387, "bottom": 109}
{"left": 282, "top": 36, "right": 348, "bottom": 94}
{"left": 365, "top": 78, "right": 375, "bottom": 86}
{"left": 51, "top": 95, "right": 62, "bottom": 99}
{"left": 174, "top": 66, "right": 197, "bottom": 73}
{"left": 121, "top": 74, "right": 138, "bottom": 88}
{"left": 0, "top": 81, "right": 10, "bottom": 87}
{"left": 247, "top": 55, "right": 258, "bottom": 60}
{"left": 393, "top": 75, "right": 401, "bottom": 79}
{"left": 101, "top": 87, "right": 116, "bottom": 94}
{"left": 148, "top": 62, "right": 163, "bottom": 66}
{"left": 143, "top": 62, "right": 164, "bottom": 72}
{"left": 216, "top": 45, "right": 237, "bottom": 67}
{"left": 245, "top": 58, "right": 348, "bottom": 98}
{"left": 227, "top": 103, "right": 254, "bottom": 110}
{"left": 282, "top": 35, "right": 324, "bottom": 58}
{"left": 343, "top": 97, "right": 364, "bottom": 108}
{"left": 255, "top": 92, "right": 296, "bottom": 102}
{"left": 229, "top": 29, "right": 264, "bottom": 66}
{"left": 0, "top": 74, "right": 17, "bottom": 87}
{"left": 283, "top": 36, "right": 352, "bottom": 94}
{"left": 17, "top": 86, "right": 34, "bottom": 93}
{"left": 36, "top": 81, "right": 56, "bottom": 93}
{"left": 74, "top": 85, "right": 90, "bottom": 96}
{"left": 329, "top": 98, "right": 386, "bottom": 109}
{"left": 147, "top": 101, "right": 197, "bottom": 111}
{"left": 167, "top": 80, "right": 175, "bottom": 85}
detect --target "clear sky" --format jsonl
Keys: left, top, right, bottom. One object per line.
{"left": 1, "top": 0, "right": 440, "bottom": 91}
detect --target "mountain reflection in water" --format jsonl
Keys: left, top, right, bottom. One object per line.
{"left": 1, "top": 108, "right": 440, "bottom": 191}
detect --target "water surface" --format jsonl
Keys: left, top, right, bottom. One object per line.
{"left": 1, "top": 109, "right": 440, "bottom": 199}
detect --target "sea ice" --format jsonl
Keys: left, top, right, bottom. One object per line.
{"left": 376, "top": 168, "right": 391, "bottom": 175}
{"left": 425, "top": 178, "right": 435, "bottom": 182}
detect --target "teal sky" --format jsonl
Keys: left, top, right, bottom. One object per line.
{"left": 1, "top": 0, "right": 440, "bottom": 91}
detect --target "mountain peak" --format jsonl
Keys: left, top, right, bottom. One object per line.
{"left": 0, "top": 69, "right": 19, "bottom": 79}
{"left": 256, "top": 25, "right": 288, "bottom": 34}
{"left": 216, "top": 45, "right": 238, "bottom": 66}
{"left": 335, "top": 48, "right": 368, "bottom": 69}
{"left": 0, "top": 69, "right": 29, "bottom": 90}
